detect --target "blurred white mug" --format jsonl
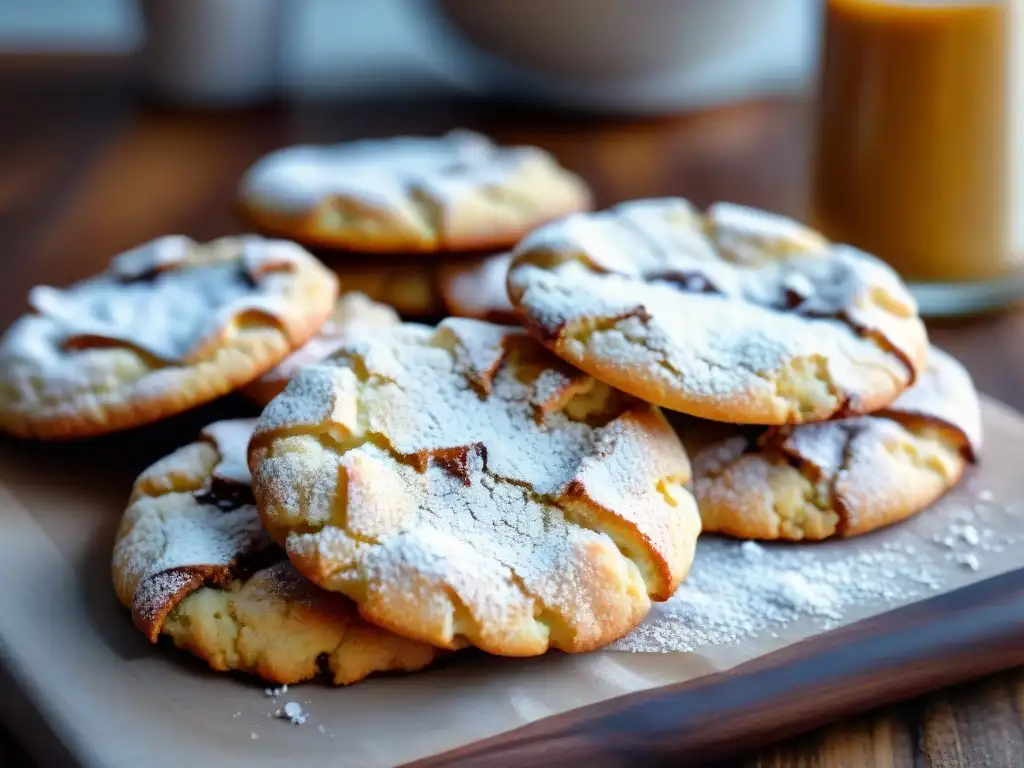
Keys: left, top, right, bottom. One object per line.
{"left": 423, "top": 0, "right": 816, "bottom": 114}
{"left": 138, "top": 0, "right": 283, "bottom": 106}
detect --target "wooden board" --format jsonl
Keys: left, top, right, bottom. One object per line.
{"left": 413, "top": 564, "right": 1024, "bottom": 767}
{"left": 0, "top": 397, "right": 1021, "bottom": 768}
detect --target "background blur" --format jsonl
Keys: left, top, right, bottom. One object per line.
{"left": 0, "top": 0, "right": 819, "bottom": 109}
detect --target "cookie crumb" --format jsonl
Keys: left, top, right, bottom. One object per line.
{"left": 950, "top": 523, "right": 980, "bottom": 546}
{"left": 956, "top": 553, "right": 981, "bottom": 572}
{"left": 278, "top": 702, "right": 307, "bottom": 725}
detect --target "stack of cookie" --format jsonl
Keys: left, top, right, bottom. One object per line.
{"left": 504, "top": 198, "right": 982, "bottom": 542}
{"left": 0, "top": 132, "right": 982, "bottom": 690}
{"left": 235, "top": 129, "right": 591, "bottom": 321}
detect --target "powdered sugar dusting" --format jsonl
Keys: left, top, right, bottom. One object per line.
{"left": 0, "top": 235, "right": 325, "bottom": 408}
{"left": 615, "top": 479, "right": 1019, "bottom": 655}
{"left": 239, "top": 130, "right": 575, "bottom": 218}
{"left": 508, "top": 198, "right": 923, "bottom": 419}
{"left": 612, "top": 536, "right": 942, "bottom": 652}
{"left": 886, "top": 346, "right": 982, "bottom": 456}
{"left": 928, "top": 489, "right": 1018, "bottom": 571}
{"left": 202, "top": 418, "right": 259, "bottom": 486}
{"left": 254, "top": 318, "right": 698, "bottom": 653}
{"left": 112, "top": 420, "right": 270, "bottom": 622}
{"left": 690, "top": 345, "right": 981, "bottom": 540}
{"left": 259, "top": 319, "right": 652, "bottom": 497}
{"left": 708, "top": 201, "right": 828, "bottom": 263}
{"left": 439, "top": 252, "right": 516, "bottom": 321}
{"left": 250, "top": 292, "right": 401, "bottom": 397}
{"left": 18, "top": 235, "right": 302, "bottom": 363}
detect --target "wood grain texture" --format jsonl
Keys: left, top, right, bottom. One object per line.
{"left": 2, "top": 54, "right": 1023, "bottom": 768}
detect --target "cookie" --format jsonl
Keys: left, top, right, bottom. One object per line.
{"left": 691, "top": 347, "right": 981, "bottom": 540}
{"left": 112, "top": 419, "right": 442, "bottom": 685}
{"left": 328, "top": 260, "right": 444, "bottom": 318}
{"left": 0, "top": 236, "right": 337, "bottom": 439}
{"left": 237, "top": 130, "right": 592, "bottom": 253}
{"left": 244, "top": 292, "right": 401, "bottom": 405}
{"left": 507, "top": 199, "right": 929, "bottom": 425}
{"left": 249, "top": 318, "right": 699, "bottom": 656}
{"left": 438, "top": 252, "right": 518, "bottom": 324}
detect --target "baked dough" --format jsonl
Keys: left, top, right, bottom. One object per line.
{"left": 507, "top": 198, "right": 928, "bottom": 425}
{"left": 237, "top": 130, "right": 592, "bottom": 253}
{"left": 112, "top": 419, "right": 441, "bottom": 685}
{"left": 0, "top": 235, "right": 337, "bottom": 439}
{"left": 243, "top": 292, "right": 401, "bottom": 405}
{"left": 691, "top": 347, "right": 981, "bottom": 540}
{"left": 249, "top": 318, "right": 699, "bottom": 656}
{"left": 323, "top": 257, "right": 446, "bottom": 318}
{"left": 438, "top": 252, "right": 518, "bottom": 324}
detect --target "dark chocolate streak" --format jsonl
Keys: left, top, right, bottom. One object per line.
{"left": 658, "top": 271, "right": 722, "bottom": 295}
{"left": 118, "top": 261, "right": 258, "bottom": 288}
{"left": 434, "top": 444, "right": 485, "bottom": 486}
{"left": 116, "top": 262, "right": 178, "bottom": 284}
{"left": 194, "top": 476, "right": 256, "bottom": 511}
{"left": 649, "top": 261, "right": 919, "bottom": 385}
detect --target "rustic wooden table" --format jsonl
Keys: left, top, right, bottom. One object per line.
{"left": 2, "top": 56, "right": 1023, "bottom": 767}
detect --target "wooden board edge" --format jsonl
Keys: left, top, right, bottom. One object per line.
{"left": 406, "top": 567, "right": 1024, "bottom": 767}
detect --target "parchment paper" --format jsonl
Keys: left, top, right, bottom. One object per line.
{"left": 0, "top": 399, "right": 1021, "bottom": 768}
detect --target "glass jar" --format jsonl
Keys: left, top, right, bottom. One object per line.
{"left": 811, "top": 0, "right": 1021, "bottom": 316}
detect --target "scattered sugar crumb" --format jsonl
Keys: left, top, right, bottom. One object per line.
{"left": 317, "top": 724, "right": 327, "bottom": 735}
{"left": 232, "top": 711, "right": 241, "bottom": 719}
{"left": 740, "top": 541, "right": 765, "bottom": 561}
{"left": 278, "top": 702, "right": 307, "bottom": 725}
{"left": 250, "top": 732, "right": 258, "bottom": 741}
{"left": 611, "top": 536, "right": 944, "bottom": 653}
{"left": 978, "top": 489, "right": 994, "bottom": 502}
{"left": 950, "top": 524, "right": 980, "bottom": 546}
{"left": 265, "top": 684, "right": 288, "bottom": 697}
{"left": 957, "top": 553, "right": 981, "bottom": 572}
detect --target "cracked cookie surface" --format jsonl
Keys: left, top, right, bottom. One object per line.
{"left": 112, "top": 419, "right": 441, "bottom": 685}
{"left": 691, "top": 347, "right": 981, "bottom": 540}
{"left": 244, "top": 292, "right": 401, "bottom": 405}
{"left": 237, "top": 130, "right": 592, "bottom": 253}
{"left": 507, "top": 198, "right": 928, "bottom": 425}
{"left": 0, "top": 235, "right": 338, "bottom": 439}
{"left": 249, "top": 318, "right": 699, "bottom": 656}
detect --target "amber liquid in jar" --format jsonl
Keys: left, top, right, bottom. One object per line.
{"left": 812, "top": 0, "right": 1021, "bottom": 315}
